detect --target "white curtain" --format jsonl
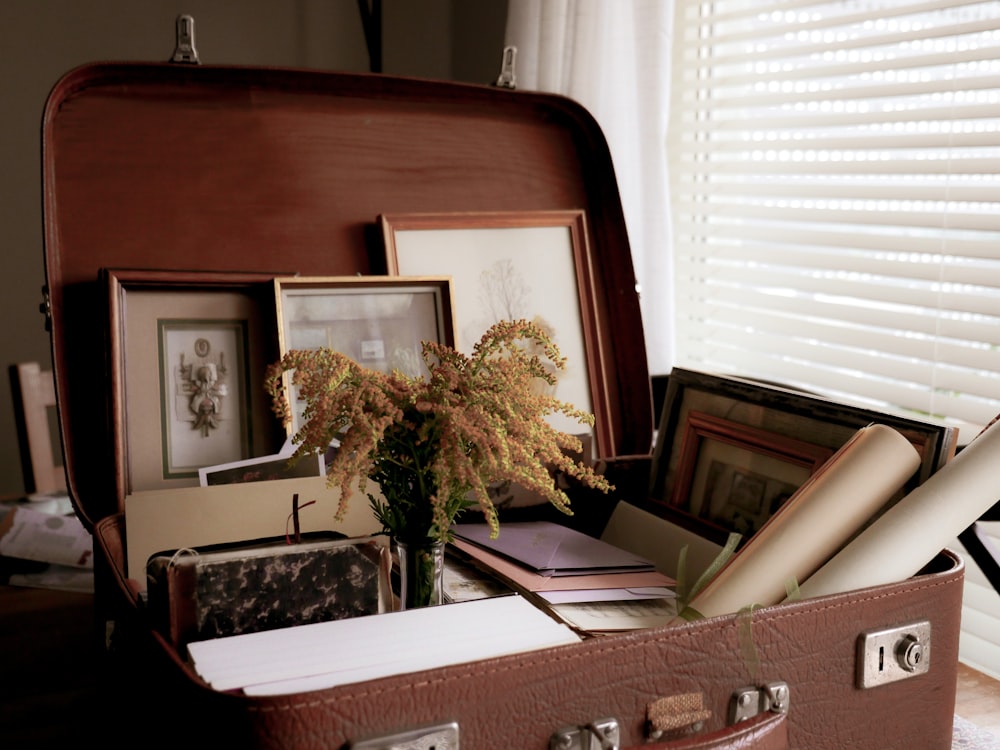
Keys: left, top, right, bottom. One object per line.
{"left": 504, "top": 0, "right": 675, "bottom": 374}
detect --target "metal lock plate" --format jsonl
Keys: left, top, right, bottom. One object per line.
{"left": 857, "top": 620, "right": 931, "bottom": 688}
{"left": 349, "top": 721, "right": 459, "bottom": 750}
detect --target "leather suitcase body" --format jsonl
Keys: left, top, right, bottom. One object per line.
{"left": 42, "top": 60, "right": 964, "bottom": 749}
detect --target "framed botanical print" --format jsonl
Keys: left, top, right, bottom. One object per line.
{"left": 379, "top": 209, "right": 611, "bottom": 458}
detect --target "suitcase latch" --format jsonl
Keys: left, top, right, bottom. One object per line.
{"left": 856, "top": 620, "right": 931, "bottom": 688}
{"left": 171, "top": 14, "right": 200, "bottom": 65}
{"left": 550, "top": 718, "right": 620, "bottom": 750}
{"left": 728, "top": 681, "right": 790, "bottom": 724}
{"left": 494, "top": 46, "right": 517, "bottom": 89}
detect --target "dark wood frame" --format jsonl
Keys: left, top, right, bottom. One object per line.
{"left": 670, "top": 411, "right": 833, "bottom": 541}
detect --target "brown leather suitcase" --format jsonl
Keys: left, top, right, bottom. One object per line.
{"left": 42, "top": 54, "right": 963, "bottom": 750}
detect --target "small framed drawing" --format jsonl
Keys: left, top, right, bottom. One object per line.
{"left": 671, "top": 411, "right": 833, "bottom": 540}
{"left": 379, "top": 210, "right": 611, "bottom": 458}
{"left": 274, "top": 275, "right": 456, "bottom": 436}
{"left": 105, "top": 269, "right": 284, "bottom": 495}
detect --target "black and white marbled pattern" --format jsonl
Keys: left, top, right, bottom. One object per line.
{"left": 190, "top": 543, "right": 380, "bottom": 640}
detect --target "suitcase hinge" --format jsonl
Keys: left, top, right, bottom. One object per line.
{"left": 171, "top": 14, "right": 200, "bottom": 65}
{"left": 494, "top": 46, "right": 517, "bottom": 89}
{"left": 39, "top": 285, "right": 52, "bottom": 332}
{"left": 550, "top": 718, "right": 620, "bottom": 750}
{"left": 728, "top": 681, "right": 790, "bottom": 725}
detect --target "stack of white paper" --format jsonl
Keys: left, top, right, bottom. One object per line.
{"left": 187, "top": 594, "right": 581, "bottom": 696}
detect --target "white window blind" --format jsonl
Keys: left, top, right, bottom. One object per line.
{"left": 668, "top": 0, "right": 1000, "bottom": 442}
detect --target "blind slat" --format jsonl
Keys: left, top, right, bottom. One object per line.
{"left": 673, "top": 131, "right": 1000, "bottom": 154}
{"left": 672, "top": 160, "right": 1000, "bottom": 178}
{"left": 673, "top": 241, "right": 1000, "bottom": 285}
{"left": 673, "top": 221, "right": 1000, "bottom": 259}
{"left": 673, "top": 201, "right": 1000, "bottom": 232}
{"left": 671, "top": 102, "right": 1000, "bottom": 130}
{"left": 675, "top": 75, "right": 1000, "bottom": 109}
{"left": 670, "top": 181, "right": 1000, "bottom": 203}
{"left": 675, "top": 46, "right": 1000, "bottom": 89}
{"left": 674, "top": 282, "right": 1000, "bottom": 343}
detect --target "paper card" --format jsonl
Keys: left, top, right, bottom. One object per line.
{"left": 548, "top": 598, "right": 679, "bottom": 633}
{"left": 537, "top": 586, "right": 676, "bottom": 605}
{"left": 599, "top": 500, "right": 724, "bottom": 581}
{"left": 187, "top": 594, "right": 582, "bottom": 695}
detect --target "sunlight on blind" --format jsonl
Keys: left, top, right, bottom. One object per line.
{"left": 668, "top": 0, "right": 1000, "bottom": 442}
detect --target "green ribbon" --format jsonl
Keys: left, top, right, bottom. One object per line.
{"left": 737, "top": 603, "right": 762, "bottom": 681}
{"left": 673, "top": 536, "right": 804, "bottom": 680}
{"left": 674, "top": 532, "right": 742, "bottom": 621}
{"left": 784, "top": 577, "right": 801, "bottom": 602}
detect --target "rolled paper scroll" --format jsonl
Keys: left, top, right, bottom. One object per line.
{"left": 677, "top": 423, "right": 921, "bottom": 621}
{"left": 794, "top": 416, "right": 1000, "bottom": 601}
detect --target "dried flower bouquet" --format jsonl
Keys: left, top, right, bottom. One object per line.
{"left": 265, "top": 319, "right": 612, "bottom": 545}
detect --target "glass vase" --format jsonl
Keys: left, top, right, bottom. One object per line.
{"left": 395, "top": 539, "right": 445, "bottom": 610}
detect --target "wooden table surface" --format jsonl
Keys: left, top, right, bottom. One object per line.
{"left": 0, "top": 584, "right": 102, "bottom": 747}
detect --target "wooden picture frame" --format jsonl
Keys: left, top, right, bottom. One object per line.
{"left": 671, "top": 411, "right": 833, "bottom": 540}
{"left": 105, "top": 269, "right": 284, "bottom": 496}
{"left": 274, "top": 275, "right": 456, "bottom": 436}
{"left": 648, "top": 368, "right": 960, "bottom": 541}
{"left": 378, "top": 209, "right": 612, "bottom": 458}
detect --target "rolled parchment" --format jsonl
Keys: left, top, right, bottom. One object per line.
{"left": 678, "top": 423, "right": 921, "bottom": 620}
{"left": 793, "top": 416, "right": 1000, "bottom": 601}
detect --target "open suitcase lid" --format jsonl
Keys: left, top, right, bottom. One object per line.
{"left": 41, "top": 61, "right": 653, "bottom": 530}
